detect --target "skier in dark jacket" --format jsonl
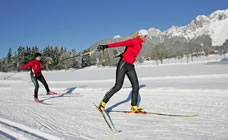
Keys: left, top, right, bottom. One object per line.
{"left": 97, "top": 29, "right": 148, "bottom": 113}
{"left": 19, "top": 53, "right": 53, "bottom": 102}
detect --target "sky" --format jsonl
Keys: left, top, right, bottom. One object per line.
{"left": 0, "top": 0, "right": 228, "bottom": 58}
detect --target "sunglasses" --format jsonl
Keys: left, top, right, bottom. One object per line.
{"left": 144, "top": 35, "right": 148, "bottom": 38}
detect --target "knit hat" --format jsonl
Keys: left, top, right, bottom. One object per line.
{"left": 35, "top": 52, "right": 42, "bottom": 58}
{"left": 138, "top": 29, "right": 148, "bottom": 36}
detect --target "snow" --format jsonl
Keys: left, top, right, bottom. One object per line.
{"left": 148, "top": 28, "right": 161, "bottom": 37}
{"left": 0, "top": 55, "right": 228, "bottom": 140}
{"left": 113, "top": 35, "right": 121, "bottom": 39}
{"left": 209, "top": 17, "right": 228, "bottom": 46}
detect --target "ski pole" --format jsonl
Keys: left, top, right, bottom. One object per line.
{"left": 60, "top": 49, "right": 97, "bottom": 62}
{"left": 3, "top": 72, "right": 18, "bottom": 80}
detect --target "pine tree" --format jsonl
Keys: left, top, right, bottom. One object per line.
{"left": 53, "top": 47, "right": 59, "bottom": 69}
{"left": 7, "top": 48, "right": 12, "bottom": 63}
{"left": 17, "top": 46, "right": 25, "bottom": 67}
{"left": 7, "top": 48, "right": 12, "bottom": 71}
{"left": 32, "top": 46, "right": 39, "bottom": 55}
{"left": 24, "top": 46, "right": 32, "bottom": 65}
{"left": 0, "top": 59, "right": 2, "bottom": 72}
{"left": 82, "top": 49, "right": 92, "bottom": 67}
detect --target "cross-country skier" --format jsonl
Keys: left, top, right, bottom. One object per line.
{"left": 97, "top": 29, "right": 148, "bottom": 113}
{"left": 19, "top": 52, "right": 54, "bottom": 102}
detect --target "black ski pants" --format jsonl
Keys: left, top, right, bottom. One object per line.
{"left": 31, "top": 73, "right": 50, "bottom": 98}
{"left": 102, "top": 60, "right": 139, "bottom": 106}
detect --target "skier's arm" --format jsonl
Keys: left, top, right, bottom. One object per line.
{"left": 108, "top": 39, "right": 133, "bottom": 48}
{"left": 19, "top": 61, "right": 33, "bottom": 70}
{"left": 97, "top": 39, "right": 133, "bottom": 51}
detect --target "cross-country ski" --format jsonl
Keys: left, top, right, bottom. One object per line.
{"left": 93, "top": 103, "right": 120, "bottom": 133}
{"left": 107, "top": 110, "right": 197, "bottom": 117}
{"left": 39, "top": 92, "right": 80, "bottom": 96}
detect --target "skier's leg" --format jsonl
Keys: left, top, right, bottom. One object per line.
{"left": 31, "top": 73, "right": 39, "bottom": 99}
{"left": 126, "top": 65, "right": 139, "bottom": 106}
{"left": 38, "top": 75, "right": 50, "bottom": 93}
{"left": 102, "top": 60, "right": 127, "bottom": 103}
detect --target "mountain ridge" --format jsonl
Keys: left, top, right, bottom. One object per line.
{"left": 147, "top": 9, "right": 228, "bottom": 46}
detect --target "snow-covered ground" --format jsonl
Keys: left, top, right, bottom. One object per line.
{"left": 0, "top": 55, "right": 228, "bottom": 140}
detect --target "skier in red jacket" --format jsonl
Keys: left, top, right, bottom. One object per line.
{"left": 19, "top": 53, "right": 53, "bottom": 102}
{"left": 97, "top": 29, "right": 148, "bottom": 113}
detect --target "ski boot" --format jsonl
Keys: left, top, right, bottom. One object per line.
{"left": 34, "top": 97, "right": 40, "bottom": 103}
{"left": 131, "top": 105, "right": 146, "bottom": 113}
{"left": 98, "top": 101, "right": 106, "bottom": 112}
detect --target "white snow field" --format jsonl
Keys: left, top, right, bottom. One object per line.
{"left": 0, "top": 55, "right": 228, "bottom": 140}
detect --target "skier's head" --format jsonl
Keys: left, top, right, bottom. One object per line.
{"left": 35, "top": 53, "right": 42, "bottom": 61}
{"left": 137, "top": 29, "right": 148, "bottom": 41}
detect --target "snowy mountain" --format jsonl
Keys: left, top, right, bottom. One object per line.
{"left": 149, "top": 9, "right": 228, "bottom": 46}
{"left": 91, "top": 9, "right": 228, "bottom": 62}
{"left": 113, "top": 35, "right": 121, "bottom": 39}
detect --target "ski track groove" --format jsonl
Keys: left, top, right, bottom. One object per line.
{"left": 0, "top": 100, "right": 70, "bottom": 139}
{"left": 25, "top": 107, "right": 73, "bottom": 136}
{"left": 23, "top": 103, "right": 97, "bottom": 139}
{"left": 0, "top": 117, "right": 62, "bottom": 140}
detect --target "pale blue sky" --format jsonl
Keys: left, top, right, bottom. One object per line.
{"left": 0, "top": 0, "right": 227, "bottom": 58}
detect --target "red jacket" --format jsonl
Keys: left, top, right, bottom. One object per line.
{"left": 108, "top": 37, "right": 144, "bottom": 64}
{"left": 20, "top": 59, "right": 43, "bottom": 76}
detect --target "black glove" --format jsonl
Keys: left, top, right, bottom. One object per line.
{"left": 97, "top": 45, "right": 108, "bottom": 52}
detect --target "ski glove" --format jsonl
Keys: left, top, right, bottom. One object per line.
{"left": 97, "top": 45, "right": 108, "bottom": 52}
